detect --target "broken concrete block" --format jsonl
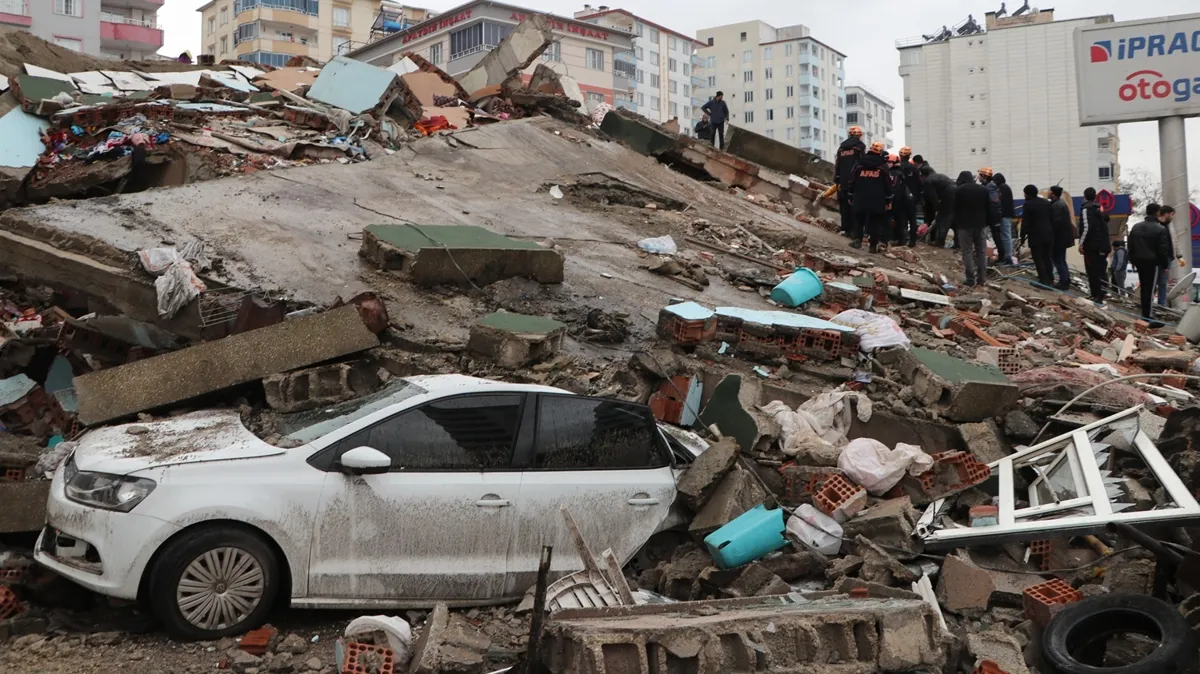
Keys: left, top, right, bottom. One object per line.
{"left": 854, "top": 535, "right": 918, "bottom": 586}
{"left": 959, "top": 420, "right": 1010, "bottom": 465}
{"left": 262, "top": 360, "right": 381, "bottom": 413}
{"left": 675, "top": 437, "right": 740, "bottom": 511}
{"left": 897, "top": 347, "right": 1020, "bottom": 422}
{"left": 0, "top": 374, "right": 69, "bottom": 439}
{"left": 657, "top": 544, "right": 711, "bottom": 601}
{"left": 74, "top": 304, "right": 379, "bottom": 426}
{"left": 360, "top": 224, "right": 564, "bottom": 286}
{"left": 466, "top": 312, "right": 566, "bottom": 368}
{"left": 937, "top": 551, "right": 1041, "bottom": 614}
{"left": 458, "top": 15, "right": 554, "bottom": 97}
{"left": 687, "top": 466, "right": 769, "bottom": 542}
{"left": 757, "top": 551, "right": 828, "bottom": 582}
{"left": 842, "top": 497, "right": 919, "bottom": 555}
{"left": 1003, "top": 409, "right": 1040, "bottom": 442}
{"left": 540, "top": 596, "right": 946, "bottom": 674}
{"left": 715, "top": 562, "right": 791, "bottom": 598}
{"left": 825, "top": 554, "right": 864, "bottom": 581}
{"left": 408, "top": 603, "right": 490, "bottom": 674}
{"left": 967, "top": 631, "right": 1031, "bottom": 674}
{"left": 836, "top": 576, "right": 922, "bottom": 600}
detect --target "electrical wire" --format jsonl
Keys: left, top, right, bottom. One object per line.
{"left": 1029, "top": 373, "right": 1200, "bottom": 445}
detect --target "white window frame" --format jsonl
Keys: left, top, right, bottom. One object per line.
{"left": 429, "top": 41, "right": 443, "bottom": 65}
{"left": 220, "top": 6, "right": 229, "bottom": 25}
{"left": 920, "top": 406, "right": 1200, "bottom": 548}
{"left": 209, "top": 17, "right": 217, "bottom": 35}
{"left": 586, "top": 48, "right": 605, "bottom": 71}
{"left": 55, "top": 0, "right": 82, "bottom": 17}
{"left": 333, "top": 6, "right": 351, "bottom": 28}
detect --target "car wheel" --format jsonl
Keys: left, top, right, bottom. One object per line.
{"left": 148, "top": 527, "right": 280, "bottom": 640}
{"left": 1042, "top": 593, "right": 1196, "bottom": 674}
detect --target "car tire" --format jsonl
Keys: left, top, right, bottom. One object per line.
{"left": 1042, "top": 592, "right": 1196, "bottom": 674}
{"left": 147, "top": 526, "right": 280, "bottom": 640}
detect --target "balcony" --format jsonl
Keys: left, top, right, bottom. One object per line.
{"left": 102, "top": 0, "right": 163, "bottom": 10}
{"left": 691, "top": 53, "right": 702, "bottom": 66}
{"left": 0, "top": 0, "right": 30, "bottom": 27}
{"left": 614, "top": 50, "right": 636, "bottom": 65}
{"left": 690, "top": 75, "right": 704, "bottom": 87}
{"left": 100, "top": 16, "right": 164, "bottom": 50}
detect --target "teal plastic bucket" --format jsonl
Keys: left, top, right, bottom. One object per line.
{"left": 770, "top": 267, "right": 823, "bottom": 307}
{"left": 704, "top": 504, "right": 787, "bottom": 569}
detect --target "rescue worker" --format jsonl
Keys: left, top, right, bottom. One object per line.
{"left": 898, "top": 146, "right": 922, "bottom": 247}
{"left": 846, "top": 141, "right": 893, "bottom": 253}
{"left": 887, "top": 154, "right": 911, "bottom": 246}
{"left": 920, "top": 164, "right": 956, "bottom": 247}
{"left": 834, "top": 126, "right": 866, "bottom": 236}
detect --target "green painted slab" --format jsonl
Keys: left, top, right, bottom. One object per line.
{"left": 477, "top": 311, "right": 565, "bottom": 335}
{"left": 911, "top": 347, "right": 1009, "bottom": 384}
{"left": 699, "top": 374, "right": 758, "bottom": 452}
{"left": 15, "top": 75, "right": 75, "bottom": 105}
{"left": 365, "top": 224, "right": 542, "bottom": 252}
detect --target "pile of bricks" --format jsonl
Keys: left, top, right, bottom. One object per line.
{"left": 777, "top": 464, "right": 843, "bottom": 505}
{"left": 0, "top": 585, "right": 24, "bottom": 621}
{"left": 1023, "top": 578, "right": 1083, "bottom": 627}
{"left": 901, "top": 450, "right": 992, "bottom": 504}
{"left": 813, "top": 474, "right": 867, "bottom": 522}
{"left": 655, "top": 308, "right": 716, "bottom": 346}
{"left": 659, "top": 306, "right": 859, "bottom": 361}
{"left": 342, "top": 641, "right": 396, "bottom": 674}
{"left": 0, "top": 383, "right": 71, "bottom": 439}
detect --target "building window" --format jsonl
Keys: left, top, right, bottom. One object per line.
{"left": 587, "top": 92, "right": 605, "bottom": 105}
{"left": 669, "top": 80, "right": 677, "bottom": 94}
{"left": 651, "top": 51, "right": 659, "bottom": 66}
{"left": 648, "top": 27, "right": 659, "bottom": 41}
{"left": 54, "top": 0, "right": 80, "bottom": 14}
{"left": 636, "top": 47, "right": 643, "bottom": 59}
{"left": 846, "top": 93, "right": 858, "bottom": 106}
{"left": 650, "top": 96, "right": 659, "bottom": 109}
{"left": 740, "top": 31, "right": 747, "bottom": 42}
{"left": 636, "top": 69, "right": 644, "bottom": 83}
{"left": 669, "top": 36, "right": 677, "bottom": 50}
{"left": 682, "top": 63, "right": 689, "bottom": 76}
{"left": 766, "top": 129, "right": 775, "bottom": 139}
{"left": 744, "top": 91, "right": 753, "bottom": 102}
{"left": 764, "top": 46, "right": 772, "bottom": 59}
{"left": 670, "top": 102, "right": 678, "bottom": 116}
{"left": 744, "top": 111, "right": 754, "bottom": 123}
{"left": 542, "top": 41, "right": 561, "bottom": 62}
{"left": 1099, "top": 166, "right": 1113, "bottom": 180}
{"left": 707, "top": 37, "right": 713, "bottom": 46}
{"left": 765, "top": 88, "right": 773, "bottom": 100}
{"left": 784, "top": 64, "right": 792, "bottom": 77}
{"left": 207, "top": 43, "right": 216, "bottom": 55}
{"left": 787, "top": 127, "right": 794, "bottom": 139}
{"left": 786, "top": 106, "right": 794, "bottom": 119}
{"left": 767, "top": 109, "right": 774, "bottom": 121}
{"left": 333, "top": 6, "right": 350, "bottom": 27}
{"left": 765, "top": 67, "right": 773, "bottom": 80}
{"left": 209, "top": 17, "right": 217, "bottom": 34}
{"left": 785, "top": 44, "right": 793, "bottom": 57}
{"left": 637, "top": 92, "right": 644, "bottom": 106}
{"left": 669, "top": 58, "right": 677, "bottom": 72}
{"left": 742, "top": 50, "right": 752, "bottom": 63}
{"left": 220, "top": 36, "right": 229, "bottom": 53}
{"left": 683, "top": 85, "right": 689, "bottom": 96}
{"left": 786, "top": 85, "right": 794, "bottom": 97}
{"left": 636, "top": 23, "right": 643, "bottom": 37}
{"left": 586, "top": 48, "right": 605, "bottom": 71}
{"left": 743, "top": 70, "right": 752, "bottom": 83}
{"left": 707, "top": 76, "right": 715, "bottom": 87}
{"left": 220, "top": 6, "right": 228, "bottom": 25}
{"left": 333, "top": 36, "right": 350, "bottom": 54}
{"left": 838, "top": 96, "right": 844, "bottom": 109}
{"left": 847, "top": 112, "right": 858, "bottom": 123}
{"left": 650, "top": 74, "right": 659, "bottom": 88}
{"left": 53, "top": 36, "right": 83, "bottom": 51}
{"left": 429, "top": 42, "right": 443, "bottom": 65}
{"left": 449, "top": 22, "right": 513, "bottom": 60}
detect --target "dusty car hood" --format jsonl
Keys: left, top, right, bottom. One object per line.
{"left": 72, "top": 411, "right": 286, "bottom": 475}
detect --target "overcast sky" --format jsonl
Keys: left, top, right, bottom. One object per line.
{"left": 159, "top": 0, "right": 1199, "bottom": 196}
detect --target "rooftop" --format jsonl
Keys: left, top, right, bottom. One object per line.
{"left": 845, "top": 83, "right": 895, "bottom": 109}
{"left": 574, "top": 6, "right": 705, "bottom": 47}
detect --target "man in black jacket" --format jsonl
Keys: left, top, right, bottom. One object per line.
{"left": 898, "top": 147, "right": 921, "bottom": 246}
{"left": 952, "top": 171, "right": 991, "bottom": 287}
{"left": 1155, "top": 205, "right": 1185, "bottom": 307}
{"left": 701, "top": 92, "right": 729, "bottom": 150}
{"left": 1019, "top": 184, "right": 1055, "bottom": 286}
{"left": 834, "top": 127, "right": 867, "bottom": 236}
{"left": 1078, "top": 187, "right": 1112, "bottom": 304}
{"left": 694, "top": 114, "right": 714, "bottom": 142}
{"left": 920, "top": 164, "right": 956, "bottom": 247}
{"left": 1048, "top": 186, "right": 1075, "bottom": 289}
{"left": 994, "top": 173, "right": 1015, "bottom": 264}
{"left": 1128, "top": 203, "right": 1172, "bottom": 320}
{"left": 846, "top": 141, "right": 893, "bottom": 253}
{"left": 887, "top": 154, "right": 911, "bottom": 246}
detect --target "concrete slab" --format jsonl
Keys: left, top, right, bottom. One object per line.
{"left": 723, "top": 125, "right": 835, "bottom": 184}
{"left": 467, "top": 311, "right": 566, "bottom": 367}
{"left": 458, "top": 15, "right": 553, "bottom": 96}
{"left": 898, "top": 348, "right": 1020, "bottom": 422}
{"left": 74, "top": 305, "right": 379, "bottom": 425}
{"left": 0, "top": 481, "right": 50, "bottom": 533}
{"left": 307, "top": 56, "right": 398, "bottom": 114}
{"left": 361, "top": 224, "right": 564, "bottom": 285}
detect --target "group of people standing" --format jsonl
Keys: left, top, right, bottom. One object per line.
{"left": 1127, "top": 204, "right": 1185, "bottom": 321}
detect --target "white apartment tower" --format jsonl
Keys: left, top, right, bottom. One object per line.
{"left": 575, "top": 5, "right": 706, "bottom": 129}
{"left": 697, "top": 20, "right": 847, "bottom": 159}
{"left": 897, "top": 9, "right": 1119, "bottom": 197}
{"left": 844, "top": 85, "right": 893, "bottom": 149}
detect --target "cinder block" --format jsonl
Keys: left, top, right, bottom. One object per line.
{"left": 813, "top": 474, "right": 867, "bottom": 522}
{"left": 342, "top": 641, "right": 395, "bottom": 674}
{"left": 262, "top": 360, "right": 381, "bottom": 413}
{"left": 1023, "top": 578, "right": 1082, "bottom": 628}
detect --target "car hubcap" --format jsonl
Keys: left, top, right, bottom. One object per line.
{"left": 176, "top": 547, "right": 265, "bottom": 630}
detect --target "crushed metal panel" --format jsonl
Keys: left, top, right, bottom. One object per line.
{"left": 921, "top": 405, "right": 1200, "bottom": 548}
{"left": 0, "top": 105, "right": 50, "bottom": 169}
{"left": 308, "top": 56, "right": 398, "bottom": 114}
{"left": 73, "top": 304, "right": 380, "bottom": 426}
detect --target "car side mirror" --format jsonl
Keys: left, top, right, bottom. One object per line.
{"left": 338, "top": 446, "right": 391, "bottom": 475}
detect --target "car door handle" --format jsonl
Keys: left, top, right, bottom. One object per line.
{"left": 475, "top": 494, "right": 511, "bottom": 507}
{"left": 627, "top": 496, "right": 660, "bottom": 506}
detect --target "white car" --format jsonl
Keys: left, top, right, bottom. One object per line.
{"left": 35, "top": 375, "right": 693, "bottom": 639}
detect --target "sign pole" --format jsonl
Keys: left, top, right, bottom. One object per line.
{"left": 1160, "top": 116, "right": 1191, "bottom": 291}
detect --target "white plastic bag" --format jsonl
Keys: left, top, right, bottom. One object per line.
{"left": 786, "top": 504, "right": 842, "bottom": 555}
{"left": 344, "top": 616, "right": 413, "bottom": 665}
{"left": 836, "top": 437, "right": 933, "bottom": 495}
{"left": 138, "top": 247, "right": 183, "bottom": 275}
{"left": 36, "top": 440, "right": 77, "bottom": 478}
{"left": 638, "top": 235, "right": 678, "bottom": 255}
{"left": 762, "top": 390, "right": 872, "bottom": 458}
{"left": 831, "top": 309, "right": 910, "bottom": 353}
{"left": 155, "top": 260, "right": 206, "bottom": 318}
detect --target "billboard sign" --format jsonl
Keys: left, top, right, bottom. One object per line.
{"left": 1074, "top": 15, "right": 1200, "bottom": 125}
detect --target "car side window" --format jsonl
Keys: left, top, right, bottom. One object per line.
{"left": 338, "top": 394, "right": 524, "bottom": 471}
{"left": 533, "top": 395, "right": 668, "bottom": 470}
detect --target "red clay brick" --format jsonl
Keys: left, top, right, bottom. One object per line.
{"left": 1023, "top": 578, "right": 1082, "bottom": 627}
{"left": 238, "top": 625, "right": 277, "bottom": 655}
{"left": 0, "top": 584, "right": 23, "bottom": 621}
{"left": 342, "top": 641, "right": 396, "bottom": 674}
{"left": 813, "top": 474, "right": 866, "bottom": 519}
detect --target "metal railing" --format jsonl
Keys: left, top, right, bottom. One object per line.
{"left": 234, "top": 0, "right": 319, "bottom": 17}
{"left": 100, "top": 14, "right": 159, "bottom": 28}
{"left": 0, "top": 0, "right": 28, "bottom": 16}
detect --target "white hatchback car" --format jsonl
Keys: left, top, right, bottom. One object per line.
{"left": 35, "top": 375, "right": 692, "bottom": 639}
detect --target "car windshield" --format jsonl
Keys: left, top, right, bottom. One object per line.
{"left": 276, "top": 379, "right": 428, "bottom": 444}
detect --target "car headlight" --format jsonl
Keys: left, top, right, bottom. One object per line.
{"left": 65, "top": 471, "right": 156, "bottom": 513}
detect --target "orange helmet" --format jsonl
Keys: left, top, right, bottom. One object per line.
{"left": 978, "top": 167, "right": 993, "bottom": 178}
{"left": 899, "top": 146, "right": 912, "bottom": 157}
{"left": 849, "top": 126, "right": 864, "bottom": 137}
{"left": 887, "top": 154, "right": 899, "bottom": 163}
{"left": 869, "top": 141, "right": 885, "bottom": 154}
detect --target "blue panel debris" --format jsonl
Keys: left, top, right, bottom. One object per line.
{"left": 307, "top": 56, "right": 398, "bottom": 115}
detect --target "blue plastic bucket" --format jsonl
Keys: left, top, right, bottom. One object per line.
{"left": 703, "top": 504, "right": 787, "bottom": 569}
{"left": 770, "top": 267, "right": 823, "bottom": 307}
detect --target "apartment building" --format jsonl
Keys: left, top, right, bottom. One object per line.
{"left": 844, "top": 85, "right": 894, "bottom": 149}
{"left": 572, "top": 5, "right": 705, "bottom": 129}
{"left": 697, "top": 20, "right": 847, "bottom": 159}
{"left": 0, "top": 0, "right": 163, "bottom": 60}
{"left": 897, "top": 9, "right": 1119, "bottom": 197}
{"left": 199, "top": 0, "right": 435, "bottom": 67}
{"left": 347, "top": 1, "right": 634, "bottom": 109}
